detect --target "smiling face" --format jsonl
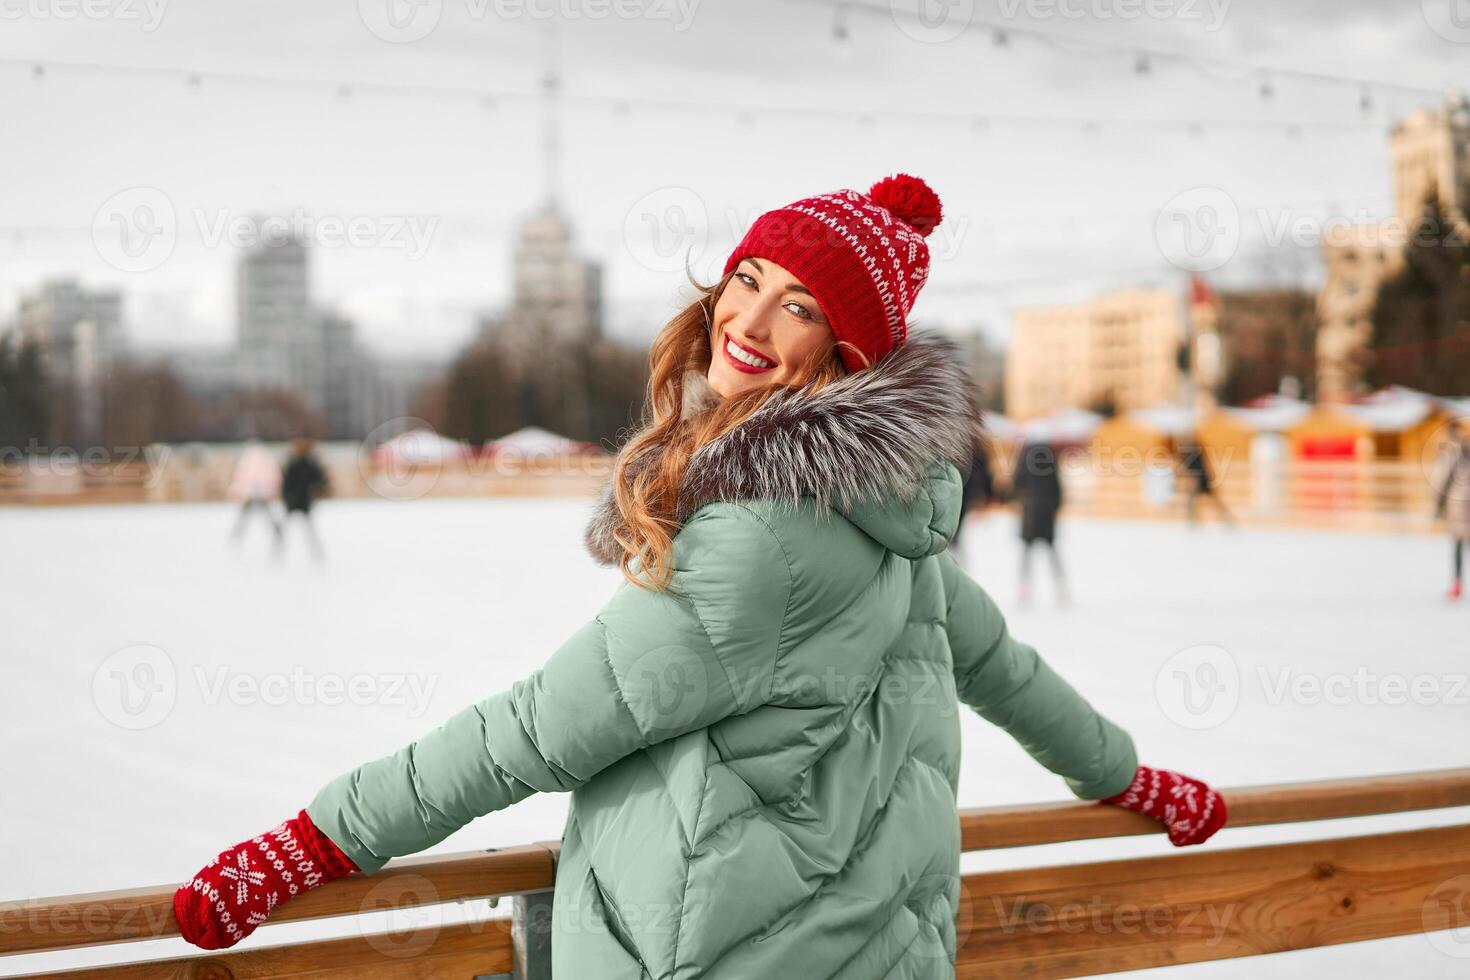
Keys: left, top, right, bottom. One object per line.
{"left": 706, "top": 257, "right": 837, "bottom": 399}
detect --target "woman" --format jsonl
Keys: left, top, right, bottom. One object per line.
{"left": 1012, "top": 439, "right": 1068, "bottom": 606}
{"left": 174, "top": 175, "right": 1228, "bottom": 977}
{"left": 1433, "top": 417, "right": 1470, "bottom": 599}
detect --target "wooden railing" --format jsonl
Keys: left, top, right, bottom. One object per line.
{"left": 4, "top": 768, "right": 1469, "bottom": 978}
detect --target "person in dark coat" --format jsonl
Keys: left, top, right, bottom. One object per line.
{"left": 946, "top": 425, "right": 995, "bottom": 566}
{"left": 277, "top": 437, "right": 329, "bottom": 560}
{"left": 1177, "top": 437, "right": 1233, "bottom": 527}
{"left": 1011, "top": 440, "right": 1068, "bottom": 605}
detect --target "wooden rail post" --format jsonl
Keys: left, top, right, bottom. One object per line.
{"left": 485, "top": 840, "right": 557, "bottom": 980}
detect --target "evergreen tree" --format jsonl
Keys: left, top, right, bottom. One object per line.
{"left": 1367, "top": 193, "right": 1470, "bottom": 394}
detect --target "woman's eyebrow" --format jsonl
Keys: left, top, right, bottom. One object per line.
{"left": 742, "top": 258, "right": 815, "bottom": 300}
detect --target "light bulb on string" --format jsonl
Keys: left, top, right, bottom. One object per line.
{"left": 831, "top": 2, "right": 850, "bottom": 43}
{"left": 992, "top": 28, "right": 1009, "bottom": 46}
{"left": 1134, "top": 54, "right": 1151, "bottom": 76}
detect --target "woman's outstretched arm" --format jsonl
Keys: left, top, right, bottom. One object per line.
{"left": 175, "top": 501, "right": 793, "bottom": 949}
{"left": 936, "top": 547, "right": 1138, "bottom": 800}
{"left": 936, "top": 548, "right": 1226, "bottom": 846}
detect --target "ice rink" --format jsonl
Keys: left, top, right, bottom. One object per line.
{"left": 4, "top": 497, "right": 1468, "bottom": 976}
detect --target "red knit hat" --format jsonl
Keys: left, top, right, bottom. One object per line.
{"left": 722, "top": 173, "right": 943, "bottom": 373}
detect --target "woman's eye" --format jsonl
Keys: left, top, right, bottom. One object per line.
{"left": 736, "top": 272, "right": 757, "bottom": 288}
{"left": 785, "top": 302, "right": 812, "bottom": 320}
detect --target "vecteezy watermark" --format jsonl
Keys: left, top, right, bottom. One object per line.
{"left": 195, "top": 209, "right": 439, "bottom": 260}
{"left": 92, "top": 186, "right": 177, "bottom": 274}
{"left": 997, "top": 0, "right": 1229, "bottom": 29}
{"left": 357, "top": 0, "right": 699, "bottom": 43}
{"left": 0, "top": 0, "right": 169, "bottom": 30}
{"left": 1154, "top": 186, "right": 1241, "bottom": 272}
{"left": 1154, "top": 643, "right": 1241, "bottom": 730}
{"left": 620, "top": 188, "right": 975, "bottom": 275}
{"left": 0, "top": 441, "right": 174, "bottom": 489}
{"left": 93, "top": 644, "right": 178, "bottom": 731}
{"left": 622, "top": 186, "right": 710, "bottom": 275}
{"left": 1423, "top": 874, "right": 1470, "bottom": 958}
{"left": 91, "top": 189, "right": 440, "bottom": 273}
{"left": 1156, "top": 643, "right": 1470, "bottom": 730}
{"left": 889, "top": 0, "right": 977, "bottom": 43}
{"left": 91, "top": 645, "right": 440, "bottom": 730}
{"left": 1422, "top": 0, "right": 1470, "bottom": 43}
{"left": 1256, "top": 208, "right": 1470, "bottom": 251}
{"left": 357, "top": 873, "right": 445, "bottom": 959}
{"left": 1256, "top": 666, "right": 1469, "bottom": 708}
{"left": 193, "top": 665, "right": 439, "bottom": 717}
{"left": 990, "top": 894, "right": 1237, "bottom": 944}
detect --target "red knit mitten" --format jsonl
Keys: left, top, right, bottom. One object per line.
{"left": 173, "top": 808, "right": 359, "bottom": 950}
{"left": 1099, "top": 764, "right": 1228, "bottom": 846}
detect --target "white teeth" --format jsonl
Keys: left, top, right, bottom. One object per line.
{"left": 727, "top": 337, "right": 774, "bottom": 369}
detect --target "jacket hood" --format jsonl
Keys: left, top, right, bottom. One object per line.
{"left": 583, "top": 329, "right": 981, "bottom": 563}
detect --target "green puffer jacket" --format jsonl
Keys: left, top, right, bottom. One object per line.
{"left": 307, "top": 331, "right": 1138, "bottom": 979}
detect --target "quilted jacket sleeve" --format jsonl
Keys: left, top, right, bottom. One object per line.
{"left": 307, "top": 502, "right": 792, "bottom": 875}
{"left": 936, "top": 549, "right": 1137, "bottom": 800}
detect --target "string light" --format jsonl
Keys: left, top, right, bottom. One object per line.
{"left": 831, "top": 2, "right": 851, "bottom": 43}
{"left": 800, "top": 0, "right": 1451, "bottom": 101}
{"left": 4, "top": 56, "right": 1390, "bottom": 138}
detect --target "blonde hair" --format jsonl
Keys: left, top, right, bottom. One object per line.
{"left": 607, "top": 267, "right": 869, "bottom": 591}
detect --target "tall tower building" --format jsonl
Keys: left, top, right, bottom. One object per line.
{"left": 237, "top": 231, "right": 315, "bottom": 399}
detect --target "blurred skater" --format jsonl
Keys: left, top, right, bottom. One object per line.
{"left": 1177, "top": 437, "right": 1234, "bottom": 527}
{"left": 1012, "top": 440, "right": 1068, "bottom": 606}
{"left": 227, "top": 439, "right": 283, "bottom": 547}
{"left": 277, "top": 438, "right": 329, "bottom": 561}
{"left": 1432, "top": 418, "right": 1470, "bottom": 600}
{"left": 947, "top": 426, "right": 995, "bottom": 567}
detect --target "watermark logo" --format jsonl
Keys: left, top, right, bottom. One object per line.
{"left": 0, "top": 0, "right": 170, "bottom": 30}
{"left": 1423, "top": 0, "right": 1470, "bottom": 43}
{"left": 358, "top": 874, "right": 444, "bottom": 957}
{"left": 92, "top": 186, "right": 177, "bottom": 274}
{"left": 359, "top": 418, "right": 449, "bottom": 501}
{"left": 994, "top": 0, "right": 1230, "bottom": 30}
{"left": 1154, "top": 643, "right": 1240, "bottom": 730}
{"left": 195, "top": 209, "right": 438, "bottom": 260}
{"left": 92, "top": 643, "right": 177, "bottom": 730}
{"left": 890, "top": 0, "right": 976, "bottom": 43}
{"left": 359, "top": 0, "right": 443, "bottom": 42}
{"left": 1155, "top": 186, "right": 1240, "bottom": 272}
{"left": 623, "top": 644, "right": 710, "bottom": 736}
{"left": 622, "top": 186, "right": 709, "bottom": 274}
{"left": 1423, "top": 874, "right": 1470, "bottom": 958}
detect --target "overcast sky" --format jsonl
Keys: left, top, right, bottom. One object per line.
{"left": 2, "top": 0, "right": 1469, "bottom": 357}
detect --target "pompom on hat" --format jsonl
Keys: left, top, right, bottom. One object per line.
{"left": 722, "top": 173, "right": 943, "bottom": 373}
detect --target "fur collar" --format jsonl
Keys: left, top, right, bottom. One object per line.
{"left": 583, "top": 330, "right": 980, "bottom": 566}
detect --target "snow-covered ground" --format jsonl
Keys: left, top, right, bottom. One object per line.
{"left": 3, "top": 499, "right": 1467, "bottom": 977}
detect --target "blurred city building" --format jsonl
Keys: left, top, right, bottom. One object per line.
{"left": 17, "top": 278, "right": 123, "bottom": 381}
{"left": 1316, "top": 93, "right": 1470, "bottom": 401}
{"left": 1005, "top": 288, "right": 1185, "bottom": 420}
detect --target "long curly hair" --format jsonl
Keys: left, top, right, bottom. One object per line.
{"left": 607, "top": 267, "right": 871, "bottom": 591}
